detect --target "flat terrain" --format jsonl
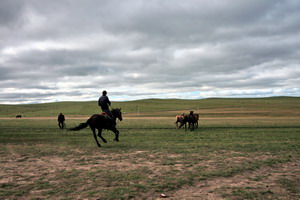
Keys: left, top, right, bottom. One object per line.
{"left": 0, "top": 98, "right": 299, "bottom": 199}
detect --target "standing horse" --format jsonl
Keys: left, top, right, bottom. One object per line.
{"left": 179, "top": 111, "right": 198, "bottom": 131}
{"left": 193, "top": 114, "right": 199, "bottom": 129}
{"left": 69, "top": 108, "right": 122, "bottom": 147}
{"left": 175, "top": 113, "right": 185, "bottom": 128}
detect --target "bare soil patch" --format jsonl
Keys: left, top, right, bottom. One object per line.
{"left": 169, "top": 160, "right": 300, "bottom": 200}
{"left": 1, "top": 146, "right": 299, "bottom": 199}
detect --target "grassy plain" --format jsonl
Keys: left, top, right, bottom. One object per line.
{"left": 0, "top": 97, "right": 299, "bottom": 199}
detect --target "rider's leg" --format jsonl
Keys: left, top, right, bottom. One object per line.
{"left": 103, "top": 109, "right": 114, "bottom": 119}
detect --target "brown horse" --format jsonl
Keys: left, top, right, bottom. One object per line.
{"left": 69, "top": 108, "right": 122, "bottom": 147}
{"left": 193, "top": 114, "right": 199, "bottom": 129}
{"left": 175, "top": 113, "right": 185, "bottom": 128}
{"left": 179, "top": 111, "right": 198, "bottom": 131}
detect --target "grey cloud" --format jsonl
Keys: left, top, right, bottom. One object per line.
{"left": 0, "top": 0, "right": 25, "bottom": 28}
{"left": 0, "top": 0, "right": 299, "bottom": 104}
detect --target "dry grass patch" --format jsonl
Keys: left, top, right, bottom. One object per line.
{"left": 2, "top": 146, "right": 284, "bottom": 199}
{"left": 170, "top": 160, "right": 300, "bottom": 200}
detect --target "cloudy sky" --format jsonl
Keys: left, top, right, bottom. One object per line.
{"left": 1, "top": 0, "right": 300, "bottom": 104}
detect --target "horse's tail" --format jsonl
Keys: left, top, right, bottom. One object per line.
{"left": 69, "top": 119, "right": 90, "bottom": 131}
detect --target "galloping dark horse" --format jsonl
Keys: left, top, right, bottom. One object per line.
{"left": 69, "top": 108, "right": 122, "bottom": 147}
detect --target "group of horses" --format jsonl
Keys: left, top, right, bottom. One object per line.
{"left": 68, "top": 108, "right": 199, "bottom": 147}
{"left": 175, "top": 111, "right": 199, "bottom": 131}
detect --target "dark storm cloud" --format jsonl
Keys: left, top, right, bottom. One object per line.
{"left": 0, "top": 0, "right": 24, "bottom": 26}
{"left": 0, "top": 0, "right": 299, "bottom": 104}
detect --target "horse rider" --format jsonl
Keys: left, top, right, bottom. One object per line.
{"left": 58, "top": 113, "right": 65, "bottom": 129}
{"left": 98, "top": 90, "right": 114, "bottom": 119}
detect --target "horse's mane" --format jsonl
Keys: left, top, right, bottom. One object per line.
{"left": 111, "top": 108, "right": 121, "bottom": 113}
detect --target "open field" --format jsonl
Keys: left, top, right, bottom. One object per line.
{"left": 0, "top": 97, "right": 299, "bottom": 199}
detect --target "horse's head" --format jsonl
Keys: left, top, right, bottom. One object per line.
{"left": 112, "top": 108, "right": 123, "bottom": 121}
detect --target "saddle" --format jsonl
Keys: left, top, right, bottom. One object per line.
{"left": 100, "top": 112, "right": 111, "bottom": 120}
{"left": 100, "top": 112, "right": 116, "bottom": 127}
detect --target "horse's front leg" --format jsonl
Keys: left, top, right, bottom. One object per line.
{"left": 110, "top": 127, "right": 119, "bottom": 142}
{"left": 97, "top": 128, "right": 107, "bottom": 143}
{"left": 188, "top": 122, "right": 195, "bottom": 131}
{"left": 91, "top": 127, "right": 101, "bottom": 147}
{"left": 175, "top": 120, "right": 179, "bottom": 128}
{"left": 178, "top": 122, "right": 185, "bottom": 129}
{"left": 190, "top": 122, "right": 194, "bottom": 131}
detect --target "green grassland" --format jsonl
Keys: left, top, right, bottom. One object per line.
{"left": 0, "top": 96, "right": 299, "bottom": 118}
{"left": 0, "top": 97, "right": 299, "bottom": 199}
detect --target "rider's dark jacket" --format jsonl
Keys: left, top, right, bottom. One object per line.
{"left": 98, "top": 95, "right": 111, "bottom": 110}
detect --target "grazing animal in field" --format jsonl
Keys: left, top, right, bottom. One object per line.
{"left": 175, "top": 113, "right": 185, "bottom": 128}
{"left": 58, "top": 113, "right": 66, "bottom": 129}
{"left": 193, "top": 114, "right": 199, "bottom": 129}
{"left": 69, "top": 108, "right": 122, "bottom": 147}
{"left": 16, "top": 115, "right": 22, "bottom": 118}
{"left": 179, "top": 111, "right": 198, "bottom": 131}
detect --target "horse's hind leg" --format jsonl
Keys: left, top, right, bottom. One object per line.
{"left": 97, "top": 129, "right": 107, "bottom": 143}
{"left": 91, "top": 127, "right": 101, "bottom": 147}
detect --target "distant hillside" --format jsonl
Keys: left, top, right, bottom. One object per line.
{"left": 0, "top": 97, "right": 299, "bottom": 118}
